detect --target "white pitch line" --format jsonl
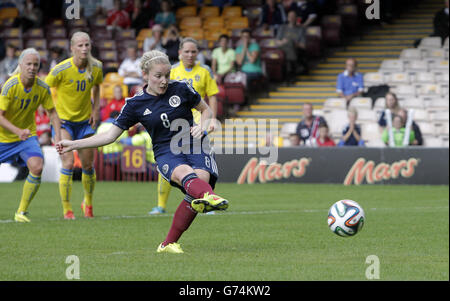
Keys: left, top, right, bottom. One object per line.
{"left": 0, "top": 206, "right": 448, "bottom": 224}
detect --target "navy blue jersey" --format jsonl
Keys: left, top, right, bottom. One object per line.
{"left": 113, "top": 80, "right": 201, "bottom": 157}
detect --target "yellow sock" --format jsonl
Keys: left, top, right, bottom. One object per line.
{"left": 17, "top": 173, "right": 41, "bottom": 213}
{"left": 59, "top": 168, "right": 73, "bottom": 214}
{"left": 82, "top": 168, "right": 96, "bottom": 206}
{"left": 157, "top": 174, "right": 171, "bottom": 209}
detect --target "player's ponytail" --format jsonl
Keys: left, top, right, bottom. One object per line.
{"left": 140, "top": 50, "right": 170, "bottom": 74}
{"left": 9, "top": 48, "right": 40, "bottom": 76}
{"left": 70, "top": 31, "right": 99, "bottom": 81}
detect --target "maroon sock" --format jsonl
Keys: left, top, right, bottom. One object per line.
{"left": 182, "top": 173, "right": 214, "bottom": 199}
{"left": 163, "top": 199, "right": 197, "bottom": 246}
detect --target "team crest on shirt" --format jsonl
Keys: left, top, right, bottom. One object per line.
{"left": 195, "top": 74, "right": 200, "bottom": 82}
{"left": 169, "top": 95, "right": 181, "bottom": 107}
{"left": 162, "top": 164, "right": 169, "bottom": 174}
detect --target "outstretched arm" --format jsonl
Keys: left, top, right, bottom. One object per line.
{"left": 56, "top": 124, "right": 124, "bottom": 154}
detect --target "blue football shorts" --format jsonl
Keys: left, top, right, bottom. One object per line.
{"left": 0, "top": 136, "right": 43, "bottom": 166}
{"left": 52, "top": 119, "right": 96, "bottom": 140}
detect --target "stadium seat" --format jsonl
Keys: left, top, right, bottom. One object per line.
{"left": 305, "top": 26, "right": 323, "bottom": 57}
{"left": 25, "top": 38, "right": 47, "bottom": 50}
{"left": 23, "top": 28, "right": 45, "bottom": 39}
{"left": 429, "top": 111, "right": 450, "bottom": 122}
{"left": 414, "top": 72, "right": 436, "bottom": 84}
{"left": 0, "top": 7, "right": 19, "bottom": 20}
{"left": 406, "top": 60, "right": 428, "bottom": 72}
{"left": 222, "top": 6, "right": 242, "bottom": 19}
{"left": 364, "top": 72, "right": 385, "bottom": 87}
{"left": 323, "top": 98, "right": 346, "bottom": 112}
{"left": 99, "top": 50, "right": 118, "bottom": 64}
{"left": 204, "top": 28, "right": 228, "bottom": 45}
{"left": 417, "top": 84, "right": 443, "bottom": 97}
{"left": 360, "top": 122, "right": 382, "bottom": 141}
{"left": 389, "top": 72, "right": 410, "bottom": 85}
{"left": 176, "top": 6, "right": 197, "bottom": 20}
{"left": 392, "top": 84, "right": 416, "bottom": 98}
{"left": 412, "top": 109, "right": 429, "bottom": 122}
{"left": 95, "top": 39, "right": 117, "bottom": 50}
{"left": 400, "top": 48, "right": 422, "bottom": 60}
{"left": 423, "top": 48, "right": 446, "bottom": 60}
{"left": 226, "top": 16, "right": 249, "bottom": 31}
{"left": 349, "top": 97, "right": 372, "bottom": 110}
{"left": 48, "top": 39, "right": 70, "bottom": 52}
{"left": 91, "top": 27, "right": 114, "bottom": 40}
{"left": 338, "top": 4, "right": 359, "bottom": 34}
{"left": 203, "top": 16, "right": 225, "bottom": 30}
{"left": 181, "top": 27, "right": 204, "bottom": 41}
{"left": 179, "top": 16, "right": 202, "bottom": 30}
{"left": 436, "top": 71, "right": 449, "bottom": 83}
{"left": 402, "top": 98, "right": 425, "bottom": 109}
{"left": 423, "top": 136, "right": 443, "bottom": 147}
{"left": 252, "top": 27, "right": 275, "bottom": 42}
{"left": 0, "top": 17, "right": 15, "bottom": 29}
{"left": 373, "top": 97, "right": 385, "bottom": 111}
{"left": 2, "top": 38, "right": 23, "bottom": 49}
{"left": 259, "top": 38, "right": 278, "bottom": 51}
{"left": 280, "top": 122, "right": 298, "bottom": 138}
{"left": 67, "top": 18, "right": 88, "bottom": 29}
{"left": 261, "top": 49, "right": 285, "bottom": 82}
{"left": 104, "top": 72, "right": 124, "bottom": 84}
{"left": 321, "top": 15, "right": 342, "bottom": 46}
{"left": 115, "top": 29, "right": 136, "bottom": 41}
{"left": 224, "top": 82, "right": 246, "bottom": 105}
{"left": 356, "top": 109, "right": 377, "bottom": 123}
{"left": 199, "top": 6, "right": 220, "bottom": 19}
{"left": 380, "top": 59, "right": 404, "bottom": 72}
{"left": 433, "top": 121, "right": 449, "bottom": 136}
{"left": 418, "top": 37, "right": 442, "bottom": 49}
{"left": 429, "top": 59, "right": 449, "bottom": 71}
{"left": 326, "top": 110, "right": 349, "bottom": 137}
{"left": 245, "top": 6, "right": 262, "bottom": 28}
{"left": 137, "top": 28, "right": 151, "bottom": 43}
{"left": 0, "top": 28, "right": 21, "bottom": 39}
{"left": 46, "top": 27, "right": 67, "bottom": 40}
{"left": 90, "top": 17, "right": 107, "bottom": 29}
{"left": 416, "top": 122, "right": 435, "bottom": 137}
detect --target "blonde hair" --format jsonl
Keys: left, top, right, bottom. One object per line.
{"left": 70, "top": 31, "right": 99, "bottom": 81}
{"left": 10, "top": 48, "right": 40, "bottom": 76}
{"left": 140, "top": 50, "right": 170, "bottom": 74}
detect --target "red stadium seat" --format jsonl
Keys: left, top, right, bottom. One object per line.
{"left": 339, "top": 4, "right": 359, "bottom": 34}
{"left": 25, "top": 38, "right": 48, "bottom": 50}
{"left": 95, "top": 39, "right": 117, "bottom": 51}
{"left": 23, "top": 28, "right": 45, "bottom": 39}
{"left": 305, "top": 26, "right": 323, "bottom": 57}
{"left": 0, "top": 27, "right": 21, "bottom": 39}
{"left": 321, "top": 15, "right": 342, "bottom": 46}
{"left": 48, "top": 39, "right": 70, "bottom": 52}
{"left": 261, "top": 49, "right": 285, "bottom": 82}
{"left": 46, "top": 27, "right": 67, "bottom": 40}
{"left": 224, "top": 82, "right": 246, "bottom": 105}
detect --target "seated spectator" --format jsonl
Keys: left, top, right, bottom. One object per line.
{"left": 143, "top": 24, "right": 166, "bottom": 53}
{"left": 118, "top": 45, "right": 144, "bottom": 90}
{"left": 295, "top": 102, "right": 327, "bottom": 146}
{"left": 13, "top": 0, "right": 43, "bottom": 32}
{"left": 211, "top": 34, "right": 236, "bottom": 84}
{"left": 338, "top": 107, "right": 364, "bottom": 146}
{"left": 106, "top": 0, "right": 131, "bottom": 31}
{"left": 276, "top": 9, "right": 307, "bottom": 77}
{"left": 316, "top": 123, "right": 336, "bottom": 147}
{"left": 378, "top": 92, "right": 402, "bottom": 128}
{"left": 101, "top": 85, "right": 126, "bottom": 122}
{"left": 336, "top": 58, "right": 364, "bottom": 107}
{"left": 46, "top": 46, "right": 68, "bottom": 73}
{"left": 0, "top": 44, "right": 18, "bottom": 86}
{"left": 130, "top": 0, "right": 154, "bottom": 35}
{"left": 260, "top": 0, "right": 287, "bottom": 34}
{"left": 290, "top": 0, "right": 318, "bottom": 27}
{"left": 397, "top": 108, "right": 423, "bottom": 146}
{"left": 433, "top": 0, "right": 449, "bottom": 44}
{"left": 235, "top": 29, "right": 264, "bottom": 89}
{"left": 162, "top": 24, "right": 181, "bottom": 64}
{"left": 154, "top": 0, "right": 176, "bottom": 29}
{"left": 382, "top": 114, "right": 415, "bottom": 147}
{"left": 288, "top": 132, "right": 300, "bottom": 146}
{"left": 35, "top": 105, "right": 52, "bottom": 146}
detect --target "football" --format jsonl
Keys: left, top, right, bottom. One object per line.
{"left": 328, "top": 200, "right": 365, "bottom": 237}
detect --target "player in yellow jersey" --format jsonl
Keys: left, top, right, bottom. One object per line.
{"left": 148, "top": 37, "right": 219, "bottom": 215}
{"left": 45, "top": 32, "right": 103, "bottom": 220}
{"left": 0, "top": 48, "right": 62, "bottom": 222}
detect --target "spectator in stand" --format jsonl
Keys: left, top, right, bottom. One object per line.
{"left": 106, "top": 0, "right": 131, "bottom": 31}
{"left": 235, "top": 29, "right": 264, "bottom": 89}
{"left": 118, "top": 44, "right": 144, "bottom": 91}
{"left": 398, "top": 108, "right": 423, "bottom": 146}
{"left": 101, "top": 85, "right": 126, "bottom": 121}
{"left": 288, "top": 132, "right": 300, "bottom": 146}
{"left": 35, "top": 105, "right": 52, "bottom": 146}
{"left": 336, "top": 58, "right": 364, "bottom": 107}
{"left": 0, "top": 44, "right": 19, "bottom": 86}
{"left": 316, "top": 123, "right": 336, "bottom": 147}
{"left": 276, "top": 9, "right": 307, "bottom": 77}
{"left": 45, "top": 46, "right": 68, "bottom": 73}
{"left": 290, "top": 0, "right": 318, "bottom": 27}
{"left": 197, "top": 0, "right": 235, "bottom": 11}
{"left": 143, "top": 24, "right": 166, "bottom": 53}
{"left": 80, "top": 0, "right": 103, "bottom": 24}
{"left": 433, "top": 0, "right": 449, "bottom": 44}
{"left": 211, "top": 34, "right": 236, "bottom": 84}
{"left": 378, "top": 92, "right": 402, "bottom": 128}
{"left": 295, "top": 102, "right": 327, "bottom": 146}
{"left": 154, "top": 0, "right": 176, "bottom": 29}
{"left": 130, "top": 0, "right": 154, "bottom": 36}
{"left": 338, "top": 107, "right": 364, "bottom": 146}
{"left": 162, "top": 24, "right": 181, "bottom": 64}
{"left": 13, "top": 0, "right": 43, "bottom": 32}
{"left": 382, "top": 114, "right": 415, "bottom": 147}
{"left": 259, "top": 0, "right": 287, "bottom": 34}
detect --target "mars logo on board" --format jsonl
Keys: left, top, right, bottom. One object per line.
{"left": 344, "top": 158, "right": 419, "bottom": 185}
{"left": 237, "top": 157, "right": 311, "bottom": 184}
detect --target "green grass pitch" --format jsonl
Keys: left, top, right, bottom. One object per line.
{"left": 0, "top": 181, "right": 448, "bottom": 281}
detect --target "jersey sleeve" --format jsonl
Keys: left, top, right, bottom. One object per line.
{"left": 93, "top": 63, "right": 104, "bottom": 85}
{"left": 0, "top": 80, "right": 14, "bottom": 111}
{"left": 45, "top": 67, "right": 61, "bottom": 88}
{"left": 113, "top": 100, "right": 138, "bottom": 130}
{"left": 205, "top": 68, "right": 219, "bottom": 97}
{"left": 181, "top": 81, "right": 201, "bottom": 108}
